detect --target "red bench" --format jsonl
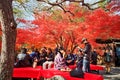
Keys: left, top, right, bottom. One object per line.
{"left": 13, "top": 65, "right": 104, "bottom": 80}
{"left": 41, "top": 69, "right": 103, "bottom": 80}
{"left": 69, "top": 64, "right": 104, "bottom": 70}
{"left": 13, "top": 66, "right": 42, "bottom": 80}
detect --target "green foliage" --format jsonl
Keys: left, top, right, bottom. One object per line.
{"left": 52, "top": 15, "right": 63, "bottom": 21}
{"left": 13, "top": 7, "right": 23, "bottom": 18}
{"left": 13, "top": 7, "right": 21, "bottom": 14}
{"left": 21, "top": 43, "right": 29, "bottom": 48}
{"left": 72, "top": 17, "right": 85, "bottom": 23}
{"left": 51, "top": 10, "right": 63, "bottom": 21}
{"left": 15, "top": 0, "right": 29, "bottom": 3}
{"left": 79, "top": 17, "right": 85, "bottom": 22}
{"left": 98, "top": 0, "right": 110, "bottom": 9}
{"left": 13, "top": 0, "right": 29, "bottom": 18}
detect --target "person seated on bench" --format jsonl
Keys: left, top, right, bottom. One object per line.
{"left": 54, "top": 49, "right": 71, "bottom": 71}
{"left": 90, "top": 48, "right": 98, "bottom": 65}
{"left": 38, "top": 47, "right": 47, "bottom": 66}
{"left": 14, "top": 48, "right": 32, "bottom": 68}
{"left": 13, "top": 48, "right": 34, "bottom": 80}
{"left": 70, "top": 56, "right": 84, "bottom": 78}
{"left": 43, "top": 48, "right": 54, "bottom": 69}
{"left": 65, "top": 50, "right": 75, "bottom": 66}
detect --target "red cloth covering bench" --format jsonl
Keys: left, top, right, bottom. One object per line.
{"left": 90, "top": 64, "right": 104, "bottom": 70}
{"left": 69, "top": 64, "right": 104, "bottom": 71}
{"left": 41, "top": 69, "right": 103, "bottom": 80}
{"left": 13, "top": 64, "right": 104, "bottom": 80}
{"left": 13, "top": 66, "right": 42, "bottom": 80}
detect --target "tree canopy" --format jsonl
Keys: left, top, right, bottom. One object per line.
{"left": 15, "top": 3, "right": 120, "bottom": 50}
{"left": 0, "top": 0, "right": 119, "bottom": 50}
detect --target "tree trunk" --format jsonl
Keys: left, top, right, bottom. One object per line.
{"left": 0, "top": 0, "right": 17, "bottom": 80}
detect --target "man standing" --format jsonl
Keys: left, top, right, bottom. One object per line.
{"left": 81, "top": 38, "right": 92, "bottom": 72}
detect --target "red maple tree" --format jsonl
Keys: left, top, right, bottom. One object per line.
{"left": 16, "top": 4, "right": 120, "bottom": 51}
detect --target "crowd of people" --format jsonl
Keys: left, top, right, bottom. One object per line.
{"left": 14, "top": 38, "right": 117, "bottom": 78}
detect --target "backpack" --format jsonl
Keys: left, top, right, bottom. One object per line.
{"left": 70, "top": 68, "right": 84, "bottom": 78}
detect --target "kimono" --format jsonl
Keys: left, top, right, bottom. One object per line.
{"left": 54, "top": 52, "right": 67, "bottom": 70}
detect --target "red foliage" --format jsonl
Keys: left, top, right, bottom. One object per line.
{"left": 16, "top": 5, "right": 120, "bottom": 49}
{"left": 85, "top": 9, "right": 120, "bottom": 38}
{"left": 16, "top": 18, "right": 28, "bottom": 23}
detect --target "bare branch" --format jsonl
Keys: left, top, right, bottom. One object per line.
{"left": 47, "top": 6, "right": 53, "bottom": 11}
{"left": 37, "top": 0, "right": 75, "bottom": 15}
{"left": 46, "top": 0, "right": 75, "bottom": 15}
{"left": 90, "top": 0, "right": 105, "bottom": 6}
{"left": 67, "top": 0, "right": 83, "bottom": 3}
{"left": 37, "top": 0, "right": 65, "bottom": 5}
{"left": 57, "top": 4, "right": 74, "bottom": 16}
{"left": 37, "top": 0, "right": 112, "bottom": 15}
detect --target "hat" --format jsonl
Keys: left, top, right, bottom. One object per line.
{"left": 81, "top": 38, "right": 87, "bottom": 43}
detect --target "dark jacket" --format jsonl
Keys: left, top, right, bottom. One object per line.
{"left": 46, "top": 53, "right": 54, "bottom": 61}
{"left": 40, "top": 52, "right": 47, "bottom": 59}
{"left": 83, "top": 43, "right": 92, "bottom": 60}
{"left": 104, "top": 52, "right": 112, "bottom": 63}
{"left": 77, "top": 57, "right": 83, "bottom": 69}
{"left": 91, "top": 51, "right": 98, "bottom": 65}
{"left": 65, "top": 53, "right": 75, "bottom": 65}
{"left": 14, "top": 53, "right": 32, "bottom": 68}
{"left": 38, "top": 52, "right": 47, "bottom": 66}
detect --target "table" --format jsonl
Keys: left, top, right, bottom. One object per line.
{"left": 13, "top": 66, "right": 42, "bottom": 80}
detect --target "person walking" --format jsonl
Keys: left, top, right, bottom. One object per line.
{"left": 104, "top": 49, "right": 112, "bottom": 74}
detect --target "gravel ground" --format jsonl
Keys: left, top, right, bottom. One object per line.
{"left": 98, "top": 66, "right": 120, "bottom": 80}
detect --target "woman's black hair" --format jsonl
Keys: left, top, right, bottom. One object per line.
{"left": 48, "top": 48, "right": 52, "bottom": 53}
{"left": 59, "top": 51, "right": 63, "bottom": 58}
{"left": 59, "top": 49, "right": 65, "bottom": 58}
{"left": 21, "top": 48, "right": 27, "bottom": 54}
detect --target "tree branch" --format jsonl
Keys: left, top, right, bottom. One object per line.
{"left": 90, "top": 0, "right": 105, "bottom": 6}
{"left": 37, "top": 0, "right": 112, "bottom": 15}
{"left": 57, "top": 4, "right": 74, "bottom": 16}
